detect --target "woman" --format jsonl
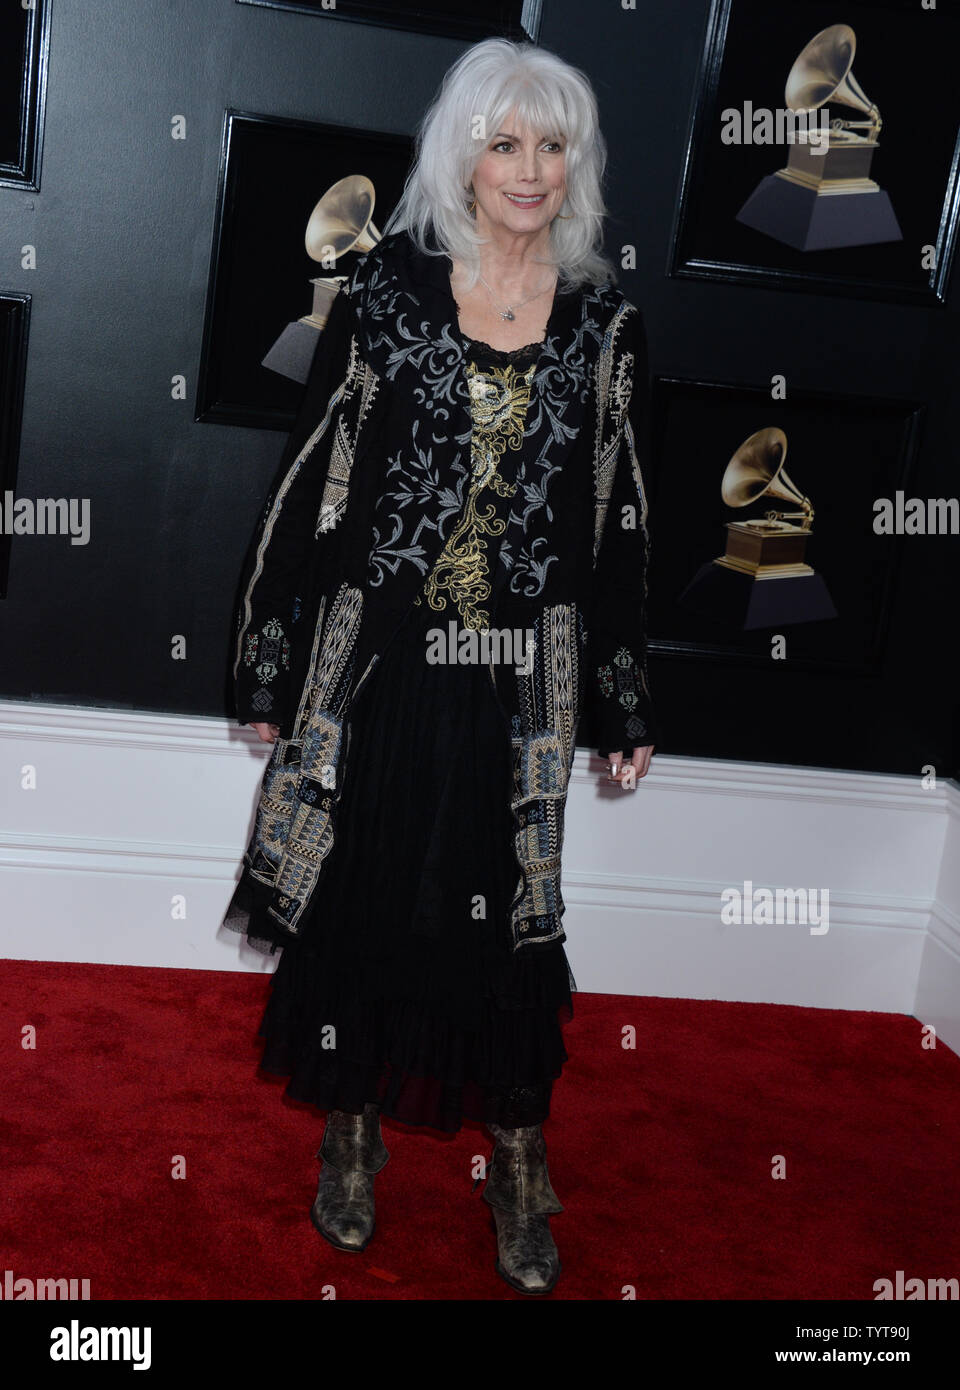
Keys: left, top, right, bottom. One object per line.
{"left": 223, "top": 36, "right": 660, "bottom": 1297}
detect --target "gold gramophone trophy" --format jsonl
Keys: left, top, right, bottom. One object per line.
{"left": 261, "top": 174, "right": 382, "bottom": 383}
{"left": 737, "top": 23, "right": 902, "bottom": 250}
{"left": 678, "top": 427, "right": 837, "bottom": 628}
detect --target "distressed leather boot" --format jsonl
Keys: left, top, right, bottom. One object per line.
{"left": 482, "top": 1122, "right": 563, "bottom": 1294}
{"left": 310, "top": 1103, "right": 390, "bottom": 1252}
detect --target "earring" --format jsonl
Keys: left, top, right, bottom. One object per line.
{"left": 467, "top": 190, "right": 477, "bottom": 214}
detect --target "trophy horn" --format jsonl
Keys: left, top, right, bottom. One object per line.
{"left": 721, "top": 428, "right": 813, "bottom": 526}
{"left": 785, "top": 24, "right": 880, "bottom": 134}
{"left": 304, "top": 175, "right": 383, "bottom": 263}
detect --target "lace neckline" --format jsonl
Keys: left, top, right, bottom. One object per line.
{"left": 462, "top": 334, "right": 543, "bottom": 360}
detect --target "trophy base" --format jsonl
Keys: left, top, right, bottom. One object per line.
{"left": 736, "top": 173, "right": 902, "bottom": 250}
{"left": 261, "top": 320, "right": 322, "bottom": 385}
{"left": 678, "top": 559, "right": 838, "bottom": 630}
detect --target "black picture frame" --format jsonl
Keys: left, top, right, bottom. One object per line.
{"left": 0, "top": 292, "right": 32, "bottom": 600}
{"left": 196, "top": 110, "right": 414, "bottom": 431}
{"left": 235, "top": 0, "right": 540, "bottom": 43}
{"left": 645, "top": 374, "right": 925, "bottom": 679}
{"left": 0, "top": 0, "right": 50, "bottom": 192}
{"left": 669, "top": 0, "right": 960, "bottom": 306}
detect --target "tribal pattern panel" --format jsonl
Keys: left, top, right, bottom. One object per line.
{"left": 270, "top": 708, "right": 345, "bottom": 929}
{"left": 233, "top": 340, "right": 359, "bottom": 692}
{"left": 241, "top": 618, "right": 291, "bottom": 717}
{"left": 292, "top": 593, "right": 327, "bottom": 737}
{"left": 300, "top": 581, "right": 365, "bottom": 725}
{"left": 244, "top": 582, "right": 367, "bottom": 934}
{"left": 245, "top": 737, "right": 303, "bottom": 884}
{"left": 591, "top": 301, "right": 636, "bottom": 562}
{"left": 597, "top": 645, "right": 650, "bottom": 743}
{"left": 507, "top": 601, "right": 586, "bottom": 949}
{"left": 315, "top": 336, "right": 381, "bottom": 538}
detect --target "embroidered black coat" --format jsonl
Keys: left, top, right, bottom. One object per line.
{"left": 229, "top": 228, "right": 660, "bottom": 955}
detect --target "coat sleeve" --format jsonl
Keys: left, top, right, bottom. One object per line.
{"left": 231, "top": 283, "right": 356, "bottom": 729}
{"left": 584, "top": 305, "right": 661, "bottom": 758}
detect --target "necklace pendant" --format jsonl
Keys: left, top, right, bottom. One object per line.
{"left": 501, "top": 308, "right": 515, "bottom": 321}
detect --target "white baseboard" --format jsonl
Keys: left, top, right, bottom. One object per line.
{"left": 1, "top": 699, "right": 957, "bottom": 1052}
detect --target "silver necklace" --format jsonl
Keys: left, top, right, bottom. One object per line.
{"left": 478, "top": 272, "right": 555, "bottom": 322}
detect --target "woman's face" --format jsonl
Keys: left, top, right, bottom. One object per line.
{"left": 470, "top": 109, "right": 567, "bottom": 238}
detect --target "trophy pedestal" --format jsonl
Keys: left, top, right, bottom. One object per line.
{"left": 261, "top": 319, "right": 321, "bottom": 385}
{"left": 736, "top": 156, "right": 902, "bottom": 250}
{"left": 261, "top": 275, "right": 347, "bottom": 384}
{"left": 680, "top": 561, "right": 839, "bottom": 633}
{"left": 678, "top": 559, "right": 837, "bottom": 629}
{"left": 679, "top": 522, "right": 837, "bottom": 629}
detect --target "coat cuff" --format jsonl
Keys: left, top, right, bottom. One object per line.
{"left": 235, "top": 609, "right": 295, "bottom": 727}
{"left": 591, "top": 641, "right": 660, "bottom": 758}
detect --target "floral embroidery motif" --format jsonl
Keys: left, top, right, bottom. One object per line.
{"left": 496, "top": 319, "right": 600, "bottom": 599}
{"left": 366, "top": 418, "right": 472, "bottom": 587}
{"left": 414, "top": 355, "right": 533, "bottom": 629}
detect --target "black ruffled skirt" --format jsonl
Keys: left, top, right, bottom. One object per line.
{"left": 246, "top": 592, "right": 574, "bottom": 1133}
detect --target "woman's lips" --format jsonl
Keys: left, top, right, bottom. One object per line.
{"left": 503, "top": 192, "right": 546, "bottom": 206}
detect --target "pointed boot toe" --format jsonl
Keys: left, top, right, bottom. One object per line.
{"left": 311, "top": 1166, "right": 376, "bottom": 1251}
{"left": 491, "top": 1209, "right": 561, "bottom": 1295}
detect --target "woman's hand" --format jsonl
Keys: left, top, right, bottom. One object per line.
{"left": 604, "top": 745, "right": 654, "bottom": 789}
{"left": 251, "top": 722, "right": 280, "bottom": 744}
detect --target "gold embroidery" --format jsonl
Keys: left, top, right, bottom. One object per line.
{"left": 415, "top": 355, "right": 535, "bottom": 630}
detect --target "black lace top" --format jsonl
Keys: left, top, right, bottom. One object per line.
{"left": 461, "top": 335, "right": 542, "bottom": 362}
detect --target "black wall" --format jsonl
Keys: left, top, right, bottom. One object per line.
{"left": 1, "top": 0, "right": 956, "bottom": 779}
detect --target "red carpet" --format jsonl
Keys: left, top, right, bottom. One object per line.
{"left": 2, "top": 958, "right": 958, "bottom": 1300}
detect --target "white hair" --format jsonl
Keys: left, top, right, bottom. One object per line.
{"left": 381, "top": 37, "right": 618, "bottom": 292}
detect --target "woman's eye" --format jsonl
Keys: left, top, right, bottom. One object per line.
{"left": 492, "top": 140, "right": 563, "bottom": 153}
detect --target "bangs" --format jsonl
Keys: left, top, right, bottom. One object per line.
{"left": 486, "top": 83, "right": 573, "bottom": 147}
